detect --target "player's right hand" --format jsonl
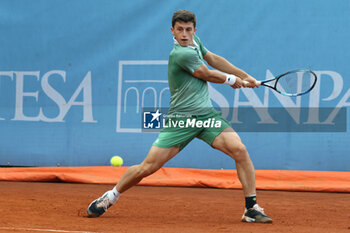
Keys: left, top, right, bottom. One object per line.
{"left": 243, "top": 75, "right": 260, "bottom": 88}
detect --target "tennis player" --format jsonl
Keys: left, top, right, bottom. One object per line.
{"left": 88, "top": 9, "right": 272, "bottom": 223}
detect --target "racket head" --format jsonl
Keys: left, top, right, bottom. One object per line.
{"left": 261, "top": 69, "right": 317, "bottom": 96}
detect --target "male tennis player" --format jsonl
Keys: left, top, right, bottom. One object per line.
{"left": 87, "top": 9, "right": 272, "bottom": 223}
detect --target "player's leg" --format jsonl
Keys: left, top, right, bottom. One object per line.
{"left": 211, "top": 128, "right": 256, "bottom": 196}
{"left": 196, "top": 111, "right": 257, "bottom": 197}
{"left": 116, "top": 145, "right": 179, "bottom": 193}
{"left": 87, "top": 145, "right": 179, "bottom": 217}
{"left": 87, "top": 114, "right": 201, "bottom": 218}
{"left": 211, "top": 128, "right": 272, "bottom": 223}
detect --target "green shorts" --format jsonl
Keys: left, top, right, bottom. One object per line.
{"left": 152, "top": 109, "right": 231, "bottom": 150}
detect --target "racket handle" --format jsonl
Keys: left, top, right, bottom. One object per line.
{"left": 243, "top": 80, "right": 261, "bottom": 85}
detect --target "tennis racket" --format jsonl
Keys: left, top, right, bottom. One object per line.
{"left": 243, "top": 69, "right": 317, "bottom": 97}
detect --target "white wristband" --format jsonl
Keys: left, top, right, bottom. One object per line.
{"left": 224, "top": 74, "right": 237, "bottom": 85}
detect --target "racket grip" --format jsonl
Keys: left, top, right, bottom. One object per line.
{"left": 243, "top": 80, "right": 261, "bottom": 85}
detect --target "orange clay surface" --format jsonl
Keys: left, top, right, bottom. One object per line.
{"left": 0, "top": 181, "right": 349, "bottom": 233}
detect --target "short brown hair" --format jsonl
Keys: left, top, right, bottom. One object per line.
{"left": 172, "top": 10, "right": 196, "bottom": 28}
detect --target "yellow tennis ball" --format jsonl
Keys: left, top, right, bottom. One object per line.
{"left": 110, "top": 156, "right": 123, "bottom": 167}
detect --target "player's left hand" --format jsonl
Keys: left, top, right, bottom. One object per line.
{"left": 243, "top": 75, "right": 260, "bottom": 88}
{"left": 231, "top": 77, "right": 244, "bottom": 89}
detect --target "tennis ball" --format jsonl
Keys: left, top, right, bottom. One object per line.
{"left": 110, "top": 156, "right": 123, "bottom": 167}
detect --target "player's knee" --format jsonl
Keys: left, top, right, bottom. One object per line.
{"left": 137, "top": 163, "right": 160, "bottom": 178}
{"left": 229, "top": 143, "right": 248, "bottom": 162}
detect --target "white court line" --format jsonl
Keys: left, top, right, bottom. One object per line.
{"left": 0, "top": 227, "right": 99, "bottom": 233}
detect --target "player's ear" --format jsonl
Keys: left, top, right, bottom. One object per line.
{"left": 171, "top": 27, "right": 175, "bottom": 35}
{"left": 194, "top": 27, "right": 197, "bottom": 33}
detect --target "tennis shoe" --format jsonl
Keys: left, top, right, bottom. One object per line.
{"left": 241, "top": 204, "right": 272, "bottom": 223}
{"left": 87, "top": 192, "right": 113, "bottom": 217}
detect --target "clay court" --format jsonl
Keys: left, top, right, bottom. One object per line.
{"left": 0, "top": 181, "right": 349, "bottom": 233}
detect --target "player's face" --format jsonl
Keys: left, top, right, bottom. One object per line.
{"left": 171, "top": 21, "right": 196, "bottom": 47}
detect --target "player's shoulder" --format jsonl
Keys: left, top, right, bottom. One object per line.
{"left": 193, "top": 34, "right": 202, "bottom": 44}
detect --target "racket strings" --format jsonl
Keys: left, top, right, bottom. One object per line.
{"left": 275, "top": 71, "right": 316, "bottom": 95}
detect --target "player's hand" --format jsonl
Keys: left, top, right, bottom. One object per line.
{"left": 231, "top": 77, "right": 244, "bottom": 89}
{"left": 243, "top": 75, "right": 260, "bottom": 88}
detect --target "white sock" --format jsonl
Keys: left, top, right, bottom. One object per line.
{"left": 107, "top": 186, "right": 121, "bottom": 204}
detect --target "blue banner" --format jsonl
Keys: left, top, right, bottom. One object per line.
{"left": 0, "top": 0, "right": 349, "bottom": 171}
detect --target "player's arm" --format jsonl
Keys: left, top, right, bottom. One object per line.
{"left": 203, "top": 51, "right": 258, "bottom": 88}
{"left": 193, "top": 63, "right": 243, "bottom": 89}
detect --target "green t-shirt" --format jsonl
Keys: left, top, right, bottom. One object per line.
{"left": 168, "top": 35, "right": 213, "bottom": 116}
